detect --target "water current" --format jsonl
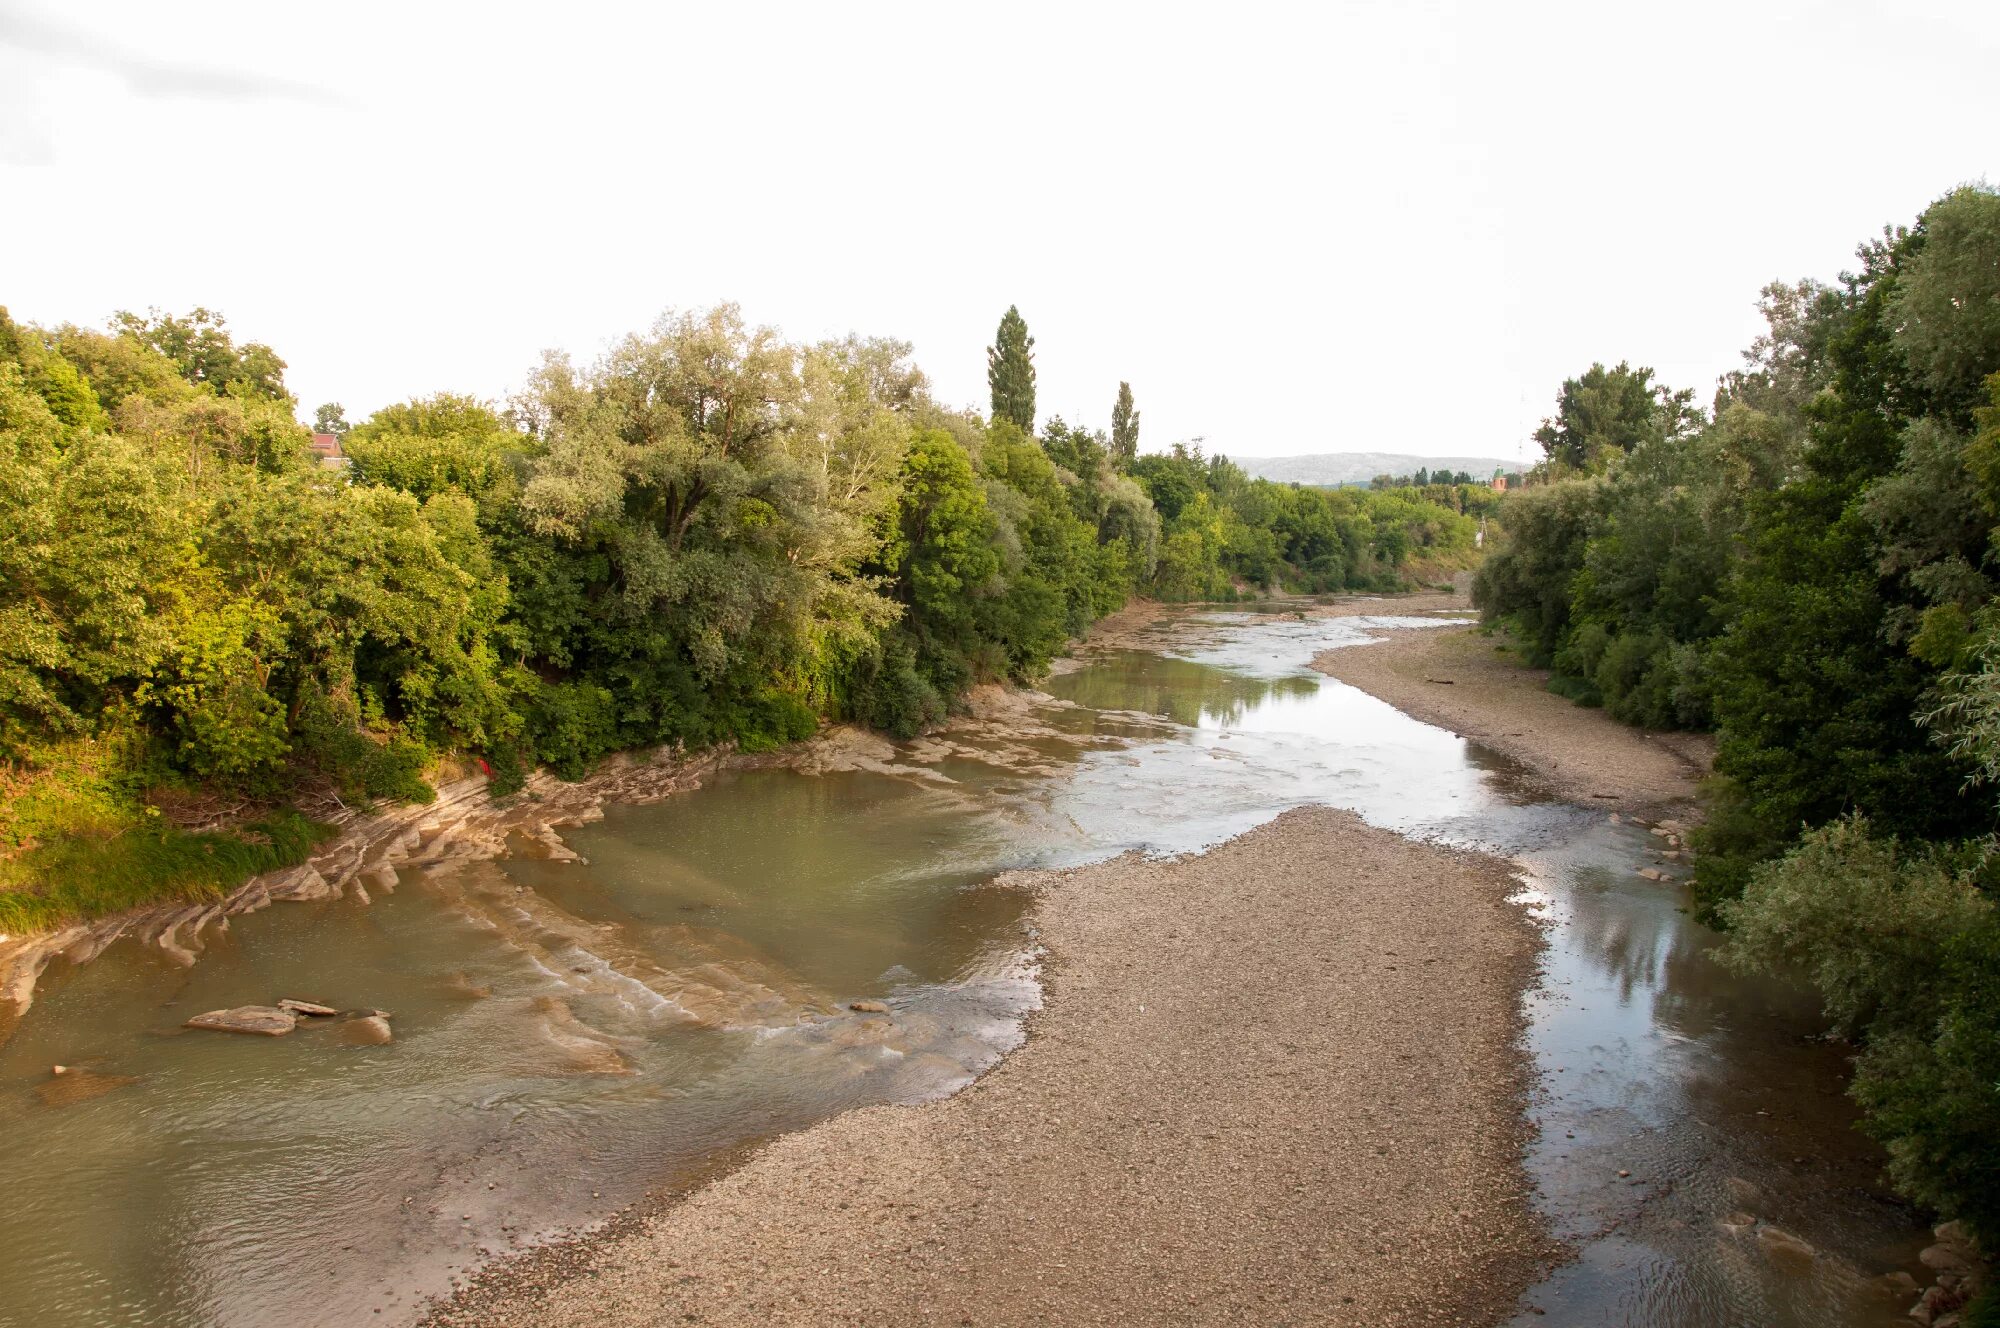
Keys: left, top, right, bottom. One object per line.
{"left": 0, "top": 605, "right": 1932, "bottom": 1326}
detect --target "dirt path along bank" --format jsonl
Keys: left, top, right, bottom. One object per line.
{"left": 429, "top": 806, "right": 1553, "bottom": 1328}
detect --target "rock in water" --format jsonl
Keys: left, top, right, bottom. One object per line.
{"left": 278, "top": 999, "right": 339, "bottom": 1017}
{"left": 185, "top": 1006, "right": 297, "bottom": 1036}
{"left": 36, "top": 1068, "right": 139, "bottom": 1107}
{"left": 849, "top": 1000, "right": 890, "bottom": 1014}
{"left": 336, "top": 1015, "right": 394, "bottom": 1046}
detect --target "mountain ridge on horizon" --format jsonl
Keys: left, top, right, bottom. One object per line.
{"left": 1226, "top": 451, "right": 1522, "bottom": 487}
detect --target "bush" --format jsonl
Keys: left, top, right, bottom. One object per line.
{"left": 292, "top": 687, "right": 436, "bottom": 806}
{"left": 851, "top": 636, "right": 949, "bottom": 739}
{"left": 1719, "top": 818, "right": 2000, "bottom": 1240}
{"left": 724, "top": 689, "right": 818, "bottom": 753}
{"left": 524, "top": 679, "right": 621, "bottom": 781}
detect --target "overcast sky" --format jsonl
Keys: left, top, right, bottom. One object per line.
{"left": 3, "top": 2, "right": 1995, "bottom": 462}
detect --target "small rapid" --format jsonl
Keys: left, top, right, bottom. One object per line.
{"left": 0, "top": 605, "right": 1930, "bottom": 1327}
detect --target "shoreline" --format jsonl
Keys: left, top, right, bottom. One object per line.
{"left": 425, "top": 806, "right": 1556, "bottom": 1327}
{"left": 1306, "top": 591, "right": 1712, "bottom": 814}
{"left": 0, "top": 589, "right": 1456, "bottom": 1046}
{"left": 0, "top": 743, "right": 733, "bottom": 1047}
{"left": 7, "top": 587, "right": 1568, "bottom": 1327}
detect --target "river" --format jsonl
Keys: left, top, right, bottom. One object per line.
{"left": 0, "top": 604, "right": 1932, "bottom": 1326}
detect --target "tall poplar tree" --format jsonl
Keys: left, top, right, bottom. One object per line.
{"left": 1110, "top": 381, "right": 1139, "bottom": 463}
{"left": 986, "top": 305, "right": 1036, "bottom": 431}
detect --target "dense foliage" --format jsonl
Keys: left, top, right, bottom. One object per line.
{"left": 0, "top": 301, "right": 1476, "bottom": 927}
{"left": 1474, "top": 185, "right": 2000, "bottom": 1241}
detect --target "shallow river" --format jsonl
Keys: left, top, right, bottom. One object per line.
{"left": 0, "top": 606, "right": 1932, "bottom": 1326}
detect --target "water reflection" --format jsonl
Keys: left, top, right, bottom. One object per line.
{"left": 0, "top": 607, "right": 1929, "bottom": 1328}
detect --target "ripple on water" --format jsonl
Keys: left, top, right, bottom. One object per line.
{"left": 0, "top": 604, "right": 1931, "bottom": 1328}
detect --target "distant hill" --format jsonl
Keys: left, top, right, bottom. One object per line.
{"left": 1232, "top": 452, "right": 1520, "bottom": 487}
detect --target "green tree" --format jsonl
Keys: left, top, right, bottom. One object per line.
{"left": 111, "top": 308, "right": 292, "bottom": 404}
{"left": 987, "top": 305, "right": 1036, "bottom": 432}
{"left": 313, "top": 402, "right": 351, "bottom": 437}
{"left": 1110, "top": 381, "right": 1139, "bottom": 464}
{"left": 1533, "top": 361, "right": 1693, "bottom": 471}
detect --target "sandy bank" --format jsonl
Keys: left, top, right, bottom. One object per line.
{"left": 1310, "top": 597, "right": 1711, "bottom": 813}
{"left": 427, "top": 805, "right": 1553, "bottom": 1327}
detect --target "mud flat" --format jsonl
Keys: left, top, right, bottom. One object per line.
{"left": 1308, "top": 595, "right": 1712, "bottom": 813}
{"left": 426, "top": 805, "right": 1554, "bottom": 1328}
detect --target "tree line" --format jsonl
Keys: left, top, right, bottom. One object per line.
{"left": 0, "top": 301, "right": 1484, "bottom": 927}
{"left": 1473, "top": 185, "right": 2000, "bottom": 1246}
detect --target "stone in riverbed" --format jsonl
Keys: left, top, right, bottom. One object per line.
{"left": 1637, "top": 867, "right": 1666, "bottom": 881}
{"left": 1755, "top": 1224, "right": 1817, "bottom": 1263}
{"left": 336, "top": 1015, "right": 394, "bottom": 1046}
{"left": 278, "top": 998, "right": 339, "bottom": 1017}
{"left": 849, "top": 1000, "right": 890, "bottom": 1014}
{"left": 36, "top": 1067, "right": 139, "bottom": 1107}
{"left": 185, "top": 1005, "right": 297, "bottom": 1036}
{"left": 1922, "top": 1242, "right": 1976, "bottom": 1276}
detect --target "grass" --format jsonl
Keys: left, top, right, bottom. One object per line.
{"left": 0, "top": 736, "right": 334, "bottom": 934}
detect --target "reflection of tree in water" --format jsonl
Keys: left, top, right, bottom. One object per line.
{"left": 1562, "top": 863, "right": 1821, "bottom": 1042}
{"left": 1055, "top": 653, "right": 1320, "bottom": 730}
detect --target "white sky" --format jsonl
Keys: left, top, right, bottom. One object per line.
{"left": 2, "top": 2, "right": 1995, "bottom": 462}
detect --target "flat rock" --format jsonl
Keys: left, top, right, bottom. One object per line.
{"left": 185, "top": 1005, "right": 297, "bottom": 1036}
{"left": 336, "top": 1015, "right": 394, "bottom": 1046}
{"left": 278, "top": 999, "right": 339, "bottom": 1017}
{"left": 1922, "top": 1242, "right": 1976, "bottom": 1275}
{"left": 1755, "top": 1224, "right": 1817, "bottom": 1263}
{"left": 36, "top": 1068, "right": 139, "bottom": 1107}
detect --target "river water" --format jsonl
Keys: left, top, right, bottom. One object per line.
{"left": 0, "top": 605, "right": 1933, "bottom": 1327}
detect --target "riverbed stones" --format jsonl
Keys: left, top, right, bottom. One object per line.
{"left": 185, "top": 1005, "right": 297, "bottom": 1036}
{"left": 278, "top": 998, "right": 339, "bottom": 1017}
{"left": 1922, "top": 1241, "right": 1977, "bottom": 1276}
{"left": 336, "top": 1014, "right": 395, "bottom": 1046}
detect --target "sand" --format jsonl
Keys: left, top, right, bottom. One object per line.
{"left": 1308, "top": 592, "right": 1711, "bottom": 813}
{"left": 426, "top": 806, "right": 1553, "bottom": 1327}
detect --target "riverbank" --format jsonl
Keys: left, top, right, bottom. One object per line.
{"left": 1308, "top": 597, "right": 1712, "bottom": 813}
{"left": 426, "top": 805, "right": 1554, "bottom": 1327}
{"left": 0, "top": 743, "right": 739, "bottom": 1047}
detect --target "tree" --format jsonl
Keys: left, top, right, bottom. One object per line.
{"left": 1110, "top": 381, "right": 1139, "bottom": 464}
{"left": 987, "top": 306, "right": 1036, "bottom": 432}
{"left": 313, "top": 403, "right": 351, "bottom": 437}
{"left": 111, "top": 308, "right": 292, "bottom": 404}
{"left": 1533, "top": 361, "right": 1693, "bottom": 471}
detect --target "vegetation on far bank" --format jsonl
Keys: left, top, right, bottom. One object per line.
{"left": 1473, "top": 184, "right": 2000, "bottom": 1248}
{"left": 0, "top": 302, "right": 1488, "bottom": 932}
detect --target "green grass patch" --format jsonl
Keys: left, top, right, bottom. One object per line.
{"left": 1, "top": 735, "right": 334, "bottom": 933}
{"left": 0, "top": 808, "right": 331, "bottom": 933}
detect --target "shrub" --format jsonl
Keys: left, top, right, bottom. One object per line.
{"left": 524, "top": 680, "right": 620, "bottom": 781}
{"left": 1720, "top": 818, "right": 2000, "bottom": 1240}
{"left": 292, "top": 687, "right": 436, "bottom": 806}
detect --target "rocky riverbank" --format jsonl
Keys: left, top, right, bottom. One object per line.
{"left": 0, "top": 680, "right": 1124, "bottom": 1050}
{"left": 0, "top": 742, "right": 735, "bottom": 1048}
{"left": 424, "top": 805, "right": 1556, "bottom": 1327}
